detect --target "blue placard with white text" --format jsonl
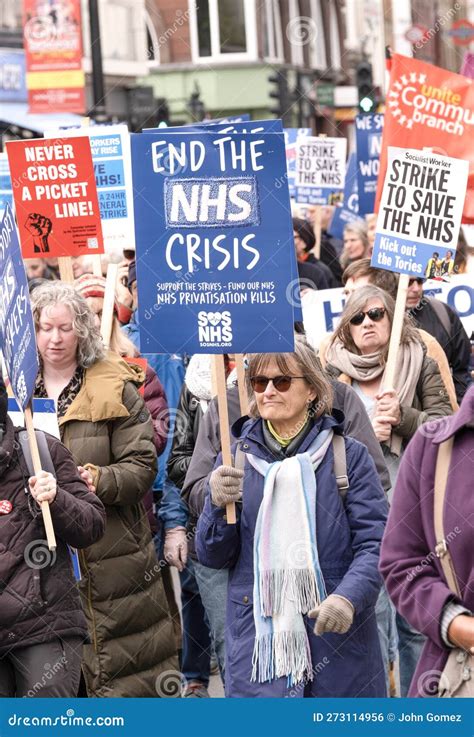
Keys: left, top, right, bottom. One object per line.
{"left": 328, "top": 153, "right": 364, "bottom": 240}
{"left": 0, "top": 153, "right": 13, "bottom": 221}
{"left": 0, "top": 204, "right": 39, "bottom": 409}
{"left": 131, "top": 131, "right": 296, "bottom": 354}
{"left": 144, "top": 119, "right": 283, "bottom": 135}
{"left": 199, "top": 114, "right": 251, "bottom": 124}
{"left": 355, "top": 113, "right": 384, "bottom": 216}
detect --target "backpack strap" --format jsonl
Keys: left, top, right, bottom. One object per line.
{"left": 332, "top": 434, "right": 349, "bottom": 502}
{"left": 18, "top": 429, "right": 56, "bottom": 478}
{"left": 233, "top": 436, "right": 350, "bottom": 501}
{"left": 429, "top": 297, "right": 451, "bottom": 337}
{"left": 434, "top": 437, "right": 461, "bottom": 598}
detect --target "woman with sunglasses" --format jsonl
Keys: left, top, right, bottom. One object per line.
{"left": 325, "top": 285, "right": 452, "bottom": 488}
{"left": 196, "top": 336, "right": 389, "bottom": 698}
{"left": 325, "top": 285, "right": 453, "bottom": 696}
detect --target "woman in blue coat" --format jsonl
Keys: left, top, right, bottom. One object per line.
{"left": 196, "top": 337, "right": 389, "bottom": 698}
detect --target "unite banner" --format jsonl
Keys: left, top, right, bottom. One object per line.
{"left": 376, "top": 53, "right": 474, "bottom": 222}
{"left": 23, "top": 0, "right": 85, "bottom": 114}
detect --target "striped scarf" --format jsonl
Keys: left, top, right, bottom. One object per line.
{"left": 248, "top": 429, "right": 333, "bottom": 686}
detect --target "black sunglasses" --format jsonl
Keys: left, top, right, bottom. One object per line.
{"left": 349, "top": 307, "right": 386, "bottom": 326}
{"left": 250, "top": 375, "right": 305, "bottom": 393}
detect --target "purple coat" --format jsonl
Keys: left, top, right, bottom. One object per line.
{"left": 196, "top": 414, "right": 388, "bottom": 698}
{"left": 380, "top": 386, "right": 474, "bottom": 697}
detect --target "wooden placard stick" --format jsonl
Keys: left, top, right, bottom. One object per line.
{"left": 24, "top": 404, "right": 57, "bottom": 551}
{"left": 313, "top": 206, "right": 322, "bottom": 260}
{"left": 100, "top": 263, "right": 118, "bottom": 348}
{"left": 58, "top": 257, "right": 74, "bottom": 283}
{"left": 235, "top": 354, "right": 249, "bottom": 416}
{"left": 383, "top": 273, "right": 409, "bottom": 390}
{"left": 213, "top": 354, "right": 236, "bottom": 524}
{"left": 312, "top": 134, "right": 327, "bottom": 260}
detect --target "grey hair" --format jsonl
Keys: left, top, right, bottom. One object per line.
{"left": 331, "top": 285, "right": 420, "bottom": 357}
{"left": 343, "top": 220, "right": 370, "bottom": 249}
{"left": 31, "top": 282, "right": 105, "bottom": 368}
{"left": 246, "top": 335, "right": 333, "bottom": 419}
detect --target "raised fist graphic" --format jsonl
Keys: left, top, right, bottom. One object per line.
{"left": 25, "top": 213, "right": 52, "bottom": 253}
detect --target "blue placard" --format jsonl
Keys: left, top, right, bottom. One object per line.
{"left": 199, "top": 114, "right": 251, "bottom": 124}
{"left": 143, "top": 121, "right": 301, "bottom": 323}
{"left": 0, "top": 51, "right": 27, "bottom": 103}
{"left": 89, "top": 132, "right": 123, "bottom": 158}
{"left": 0, "top": 154, "right": 13, "bottom": 221}
{"left": 355, "top": 113, "right": 384, "bottom": 216}
{"left": 0, "top": 205, "right": 39, "bottom": 410}
{"left": 145, "top": 119, "right": 283, "bottom": 135}
{"left": 285, "top": 128, "right": 311, "bottom": 198}
{"left": 131, "top": 131, "right": 296, "bottom": 354}
{"left": 328, "top": 153, "right": 364, "bottom": 240}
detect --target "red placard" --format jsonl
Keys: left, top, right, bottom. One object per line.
{"left": 23, "top": 0, "right": 85, "bottom": 114}
{"left": 6, "top": 136, "right": 104, "bottom": 258}
{"left": 376, "top": 54, "right": 474, "bottom": 223}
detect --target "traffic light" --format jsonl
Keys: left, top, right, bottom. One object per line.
{"left": 156, "top": 98, "right": 170, "bottom": 126}
{"left": 356, "top": 61, "right": 376, "bottom": 114}
{"left": 268, "top": 69, "right": 295, "bottom": 126}
{"left": 187, "top": 87, "right": 205, "bottom": 121}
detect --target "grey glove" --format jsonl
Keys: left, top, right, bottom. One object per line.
{"left": 309, "top": 594, "right": 355, "bottom": 635}
{"left": 210, "top": 465, "right": 243, "bottom": 508}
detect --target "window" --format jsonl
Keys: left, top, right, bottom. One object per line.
{"left": 189, "top": 0, "right": 257, "bottom": 62}
{"left": 0, "top": 0, "right": 22, "bottom": 31}
{"left": 328, "top": 0, "right": 342, "bottom": 69}
{"left": 287, "top": 0, "right": 327, "bottom": 69}
{"left": 263, "top": 0, "right": 284, "bottom": 62}
{"left": 145, "top": 9, "right": 161, "bottom": 66}
{"left": 289, "top": 0, "right": 304, "bottom": 66}
{"left": 102, "top": 3, "right": 134, "bottom": 61}
{"left": 309, "top": 0, "right": 327, "bottom": 69}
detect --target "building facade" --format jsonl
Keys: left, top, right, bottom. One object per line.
{"left": 144, "top": 0, "right": 350, "bottom": 131}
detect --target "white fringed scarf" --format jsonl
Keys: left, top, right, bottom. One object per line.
{"left": 248, "top": 429, "right": 334, "bottom": 686}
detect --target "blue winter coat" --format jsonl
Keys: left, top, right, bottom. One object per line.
{"left": 122, "top": 313, "right": 185, "bottom": 491}
{"left": 196, "top": 414, "right": 389, "bottom": 698}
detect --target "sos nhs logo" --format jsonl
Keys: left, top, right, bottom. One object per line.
{"left": 197, "top": 311, "right": 233, "bottom": 347}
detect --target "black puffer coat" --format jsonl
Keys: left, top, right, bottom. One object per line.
{"left": 0, "top": 417, "right": 106, "bottom": 653}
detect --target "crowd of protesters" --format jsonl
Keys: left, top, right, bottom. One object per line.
{"left": 0, "top": 210, "right": 472, "bottom": 700}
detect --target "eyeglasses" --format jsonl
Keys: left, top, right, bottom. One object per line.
{"left": 250, "top": 375, "right": 305, "bottom": 393}
{"left": 349, "top": 307, "right": 386, "bottom": 326}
